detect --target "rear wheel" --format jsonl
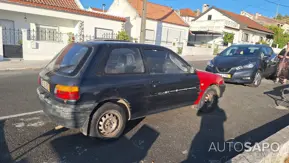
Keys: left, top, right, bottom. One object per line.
{"left": 90, "top": 102, "right": 127, "bottom": 139}
{"left": 248, "top": 70, "right": 262, "bottom": 87}
{"left": 197, "top": 86, "right": 219, "bottom": 113}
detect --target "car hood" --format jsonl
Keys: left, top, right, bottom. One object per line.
{"left": 212, "top": 56, "right": 258, "bottom": 68}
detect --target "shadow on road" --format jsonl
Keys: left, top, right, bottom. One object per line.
{"left": 0, "top": 120, "right": 13, "bottom": 163}
{"left": 183, "top": 93, "right": 289, "bottom": 163}
{"left": 182, "top": 98, "right": 230, "bottom": 163}
{"left": 264, "top": 84, "right": 289, "bottom": 107}
{"left": 50, "top": 121, "right": 159, "bottom": 163}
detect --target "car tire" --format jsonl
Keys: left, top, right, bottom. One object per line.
{"left": 197, "top": 86, "right": 219, "bottom": 113}
{"left": 90, "top": 102, "right": 127, "bottom": 139}
{"left": 248, "top": 70, "right": 262, "bottom": 87}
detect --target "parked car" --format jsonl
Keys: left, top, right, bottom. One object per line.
{"left": 205, "top": 44, "right": 278, "bottom": 87}
{"left": 37, "top": 41, "right": 225, "bottom": 139}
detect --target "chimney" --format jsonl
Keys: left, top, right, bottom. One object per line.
{"left": 255, "top": 13, "right": 261, "bottom": 19}
{"left": 196, "top": 9, "right": 201, "bottom": 16}
{"left": 102, "top": 4, "right": 106, "bottom": 12}
{"left": 202, "top": 4, "right": 209, "bottom": 13}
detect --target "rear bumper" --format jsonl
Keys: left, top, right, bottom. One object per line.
{"left": 206, "top": 66, "right": 256, "bottom": 84}
{"left": 37, "top": 87, "right": 94, "bottom": 129}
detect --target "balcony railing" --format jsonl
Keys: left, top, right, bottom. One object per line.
{"left": 189, "top": 19, "right": 240, "bottom": 32}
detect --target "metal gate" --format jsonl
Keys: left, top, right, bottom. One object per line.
{"left": 2, "top": 28, "right": 23, "bottom": 58}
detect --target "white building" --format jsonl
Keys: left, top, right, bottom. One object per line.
{"left": 107, "top": 0, "right": 189, "bottom": 49}
{"left": 241, "top": 10, "right": 289, "bottom": 34}
{"left": 0, "top": 0, "right": 126, "bottom": 60}
{"left": 189, "top": 6, "right": 274, "bottom": 46}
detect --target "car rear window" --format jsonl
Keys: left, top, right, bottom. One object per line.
{"left": 45, "top": 43, "right": 93, "bottom": 76}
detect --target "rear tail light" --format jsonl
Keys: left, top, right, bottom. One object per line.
{"left": 54, "top": 85, "right": 80, "bottom": 101}
{"left": 38, "top": 76, "right": 41, "bottom": 85}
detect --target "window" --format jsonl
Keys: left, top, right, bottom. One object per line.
{"left": 161, "top": 27, "right": 185, "bottom": 43}
{"left": 145, "top": 29, "right": 155, "bottom": 41}
{"left": 242, "top": 33, "right": 249, "bottom": 42}
{"left": 105, "top": 48, "right": 145, "bottom": 74}
{"left": 36, "top": 25, "right": 58, "bottom": 41}
{"left": 219, "top": 46, "right": 261, "bottom": 57}
{"left": 208, "top": 15, "right": 212, "bottom": 20}
{"left": 45, "top": 44, "right": 92, "bottom": 76}
{"left": 266, "top": 47, "right": 274, "bottom": 56}
{"left": 95, "top": 28, "right": 113, "bottom": 39}
{"left": 143, "top": 49, "right": 189, "bottom": 74}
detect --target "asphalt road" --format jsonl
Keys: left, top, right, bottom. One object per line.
{"left": 0, "top": 60, "right": 289, "bottom": 163}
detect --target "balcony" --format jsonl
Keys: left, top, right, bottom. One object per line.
{"left": 189, "top": 19, "right": 240, "bottom": 33}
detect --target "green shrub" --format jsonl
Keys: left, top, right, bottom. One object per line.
{"left": 177, "top": 47, "right": 183, "bottom": 55}
{"left": 223, "top": 32, "right": 234, "bottom": 44}
{"left": 116, "top": 30, "right": 130, "bottom": 41}
{"left": 68, "top": 32, "right": 75, "bottom": 43}
{"left": 213, "top": 45, "right": 219, "bottom": 55}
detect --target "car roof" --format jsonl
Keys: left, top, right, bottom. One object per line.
{"left": 230, "top": 44, "right": 269, "bottom": 48}
{"left": 79, "top": 40, "right": 167, "bottom": 49}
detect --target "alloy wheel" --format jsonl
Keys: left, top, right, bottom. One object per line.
{"left": 254, "top": 72, "right": 262, "bottom": 86}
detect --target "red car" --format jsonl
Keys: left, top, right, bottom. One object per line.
{"left": 37, "top": 41, "right": 226, "bottom": 139}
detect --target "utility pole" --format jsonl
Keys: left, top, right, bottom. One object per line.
{"left": 275, "top": 3, "right": 280, "bottom": 18}
{"left": 140, "top": 0, "right": 147, "bottom": 43}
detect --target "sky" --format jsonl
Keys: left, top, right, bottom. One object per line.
{"left": 80, "top": 0, "right": 289, "bottom": 18}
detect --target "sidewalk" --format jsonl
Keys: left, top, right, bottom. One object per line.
{"left": 0, "top": 59, "right": 49, "bottom": 71}
{"left": 228, "top": 126, "right": 289, "bottom": 163}
{"left": 0, "top": 55, "right": 214, "bottom": 71}
{"left": 181, "top": 55, "right": 215, "bottom": 62}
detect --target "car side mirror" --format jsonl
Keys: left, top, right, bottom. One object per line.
{"left": 188, "top": 67, "right": 196, "bottom": 74}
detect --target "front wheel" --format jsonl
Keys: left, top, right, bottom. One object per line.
{"left": 197, "top": 86, "right": 219, "bottom": 113}
{"left": 248, "top": 70, "right": 262, "bottom": 87}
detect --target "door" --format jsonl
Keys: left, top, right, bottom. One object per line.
{"left": 102, "top": 47, "right": 150, "bottom": 118}
{"left": 261, "top": 47, "right": 277, "bottom": 77}
{"left": 142, "top": 48, "right": 200, "bottom": 113}
{"left": 0, "top": 19, "right": 23, "bottom": 58}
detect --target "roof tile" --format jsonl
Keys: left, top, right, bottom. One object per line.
{"left": 6, "top": 0, "right": 126, "bottom": 22}
{"left": 218, "top": 8, "right": 273, "bottom": 34}
{"left": 91, "top": 7, "right": 107, "bottom": 12}
{"left": 180, "top": 8, "right": 196, "bottom": 17}
{"left": 128, "top": 0, "right": 189, "bottom": 27}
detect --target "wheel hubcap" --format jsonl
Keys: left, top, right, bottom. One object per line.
{"left": 98, "top": 113, "right": 119, "bottom": 135}
{"left": 254, "top": 72, "right": 261, "bottom": 85}
{"left": 204, "top": 92, "right": 214, "bottom": 107}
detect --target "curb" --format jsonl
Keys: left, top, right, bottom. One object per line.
{"left": 228, "top": 126, "right": 289, "bottom": 163}
{"left": 0, "top": 67, "right": 42, "bottom": 71}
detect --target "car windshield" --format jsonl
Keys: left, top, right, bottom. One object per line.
{"left": 219, "top": 46, "right": 261, "bottom": 57}
{"left": 45, "top": 43, "right": 92, "bottom": 76}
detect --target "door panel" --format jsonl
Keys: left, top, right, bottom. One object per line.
{"left": 148, "top": 74, "right": 199, "bottom": 112}
{"left": 141, "top": 47, "right": 200, "bottom": 113}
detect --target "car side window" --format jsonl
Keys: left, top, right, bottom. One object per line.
{"left": 261, "top": 47, "right": 270, "bottom": 56}
{"left": 143, "top": 49, "right": 189, "bottom": 74}
{"left": 104, "top": 48, "right": 145, "bottom": 74}
{"left": 266, "top": 47, "right": 274, "bottom": 56}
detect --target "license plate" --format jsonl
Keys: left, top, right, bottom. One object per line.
{"left": 41, "top": 79, "right": 50, "bottom": 92}
{"left": 218, "top": 73, "right": 231, "bottom": 78}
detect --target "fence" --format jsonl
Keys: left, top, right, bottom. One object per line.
{"left": 26, "top": 29, "right": 118, "bottom": 43}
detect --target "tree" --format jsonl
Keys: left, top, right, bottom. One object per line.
{"left": 116, "top": 30, "right": 130, "bottom": 41}
{"left": 223, "top": 32, "right": 234, "bottom": 44}
{"left": 266, "top": 25, "right": 289, "bottom": 48}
